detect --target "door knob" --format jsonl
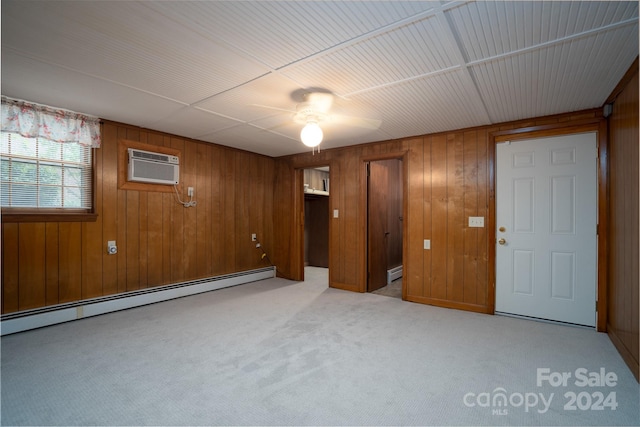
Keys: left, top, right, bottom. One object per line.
{"left": 498, "top": 238, "right": 506, "bottom": 245}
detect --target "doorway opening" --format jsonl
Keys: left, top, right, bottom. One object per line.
{"left": 366, "top": 158, "right": 404, "bottom": 299}
{"left": 303, "top": 166, "right": 330, "bottom": 282}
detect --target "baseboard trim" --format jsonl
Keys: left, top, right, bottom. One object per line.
{"left": 0, "top": 267, "right": 275, "bottom": 336}
{"left": 607, "top": 324, "right": 640, "bottom": 382}
{"left": 404, "top": 295, "right": 491, "bottom": 314}
{"left": 330, "top": 281, "right": 362, "bottom": 293}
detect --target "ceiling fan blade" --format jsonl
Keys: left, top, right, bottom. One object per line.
{"left": 330, "top": 114, "right": 381, "bottom": 130}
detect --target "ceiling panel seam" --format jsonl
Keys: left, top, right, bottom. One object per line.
{"left": 465, "top": 17, "right": 638, "bottom": 69}
{"left": 343, "top": 65, "right": 461, "bottom": 97}
{"left": 433, "top": 11, "right": 492, "bottom": 123}
{"left": 2, "top": 46, "right": 191, "bottom": 109}
{"left": 188, "top": 72, "right": 275, "bottom": 108}
{"left": 271, "top": 1, "right": 471, "bottom": 78}
{"left": 151, "top": 2, "right": 474, "bottom": 108}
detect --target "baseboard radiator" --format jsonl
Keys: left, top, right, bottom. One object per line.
{"left": 387, "top": 265, "right": 403, "bottom": 285}
{"left": 0, "top": 267, "right": 275, "bottom": 336}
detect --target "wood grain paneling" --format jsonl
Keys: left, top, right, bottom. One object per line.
{"left": 210, "top": 144, "right": 224, "bottom": 277}
{"left": 100, "top": 127, "right": 118, "bottom": 296}
{"left": 406, "top": 137, "right": 425, "bottom": 298}
{"left": 447, "top": 132, "right": 464, "bottom": 303}
{"left": 607, "top": 64, "right": 639, "bottom": 381}
{"left": 81, "top": 148, "right": 104, "bottom": 299}
{"left": 18, "top": 223, "right": 46, "bottom": 310}
{"left": 2, "top": 104, "right": 628, "bottom": 359}
{"left": 45, "top": 223, "right": 60, "bottom": 306}
{"left": 170, "top": 137, "right": 185, "bottom": 283}
{"left": 2, "top": 223, "right": 19, "bottom": 312}
{"left": 196, "top": 143, "right": 212, "bottom": 278}
{"left": 275, "top": 109, "right": 608, "bottom": 315}
{"left": 343, "top": 148, "right": 360, "bottom": 287}
{"left": 58, "top": 223, "right": 82, "bottom": 303}
{"left": 430, "top": 134, "right": 449, "bottom": 301}
{"left": 1, "top": 121, "right": 276, "bottom": 314}
{"left": 462, "top": 130, "right": 479, "bottom": 304}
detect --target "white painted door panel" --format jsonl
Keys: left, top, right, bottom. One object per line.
{"left": 495, "top": 132, "right": 597, "bottom": 327}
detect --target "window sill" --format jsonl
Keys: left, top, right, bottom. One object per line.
{"left": 1, "top": 212, "right": 98, "bottom": 223}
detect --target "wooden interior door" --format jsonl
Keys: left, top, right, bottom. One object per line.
{"left": 304, "top": 195, "right": 329, "bottom": 267}
{"left": 367, "top": 161, "right": 388, "bottom": 292}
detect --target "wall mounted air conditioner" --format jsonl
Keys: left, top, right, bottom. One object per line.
{"left": 128, "top": 148, "right": 179, "bottom": 185}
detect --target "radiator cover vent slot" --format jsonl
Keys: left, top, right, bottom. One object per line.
{"left": 387, "top": 265, "right": 403, "bottom": 285}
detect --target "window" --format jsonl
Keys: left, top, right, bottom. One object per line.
{"left": 1, "top": 96, "right": 100, "bottom": 220}
{"left": 1, "top": 132, "right": 92, "bottom": 210}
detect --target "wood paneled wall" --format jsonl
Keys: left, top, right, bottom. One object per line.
{"left": 1, "top": 106, "right": 626, "bottom": 338}
{"left": 607, "top": 65, "right": 639, "bottom": 380}
{"left": 405, "top": 130, "right": 490, "bottom": 311}
{"left": 274, "top": 109, "right": 606, "bottom": 314}
{"left": 2, "top": 121, "right": 275, "bottom": 313}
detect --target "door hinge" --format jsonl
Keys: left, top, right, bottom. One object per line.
{"left": 595, "top": 300, "right": 598, "bottom": 312}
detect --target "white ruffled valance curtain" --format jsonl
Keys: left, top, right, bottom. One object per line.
{"left": 1, "top": 96, "right": 101, "bottom": 148}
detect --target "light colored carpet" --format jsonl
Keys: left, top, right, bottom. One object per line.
{"left": 1, "top": 267, "right": 638, "bottom": 426}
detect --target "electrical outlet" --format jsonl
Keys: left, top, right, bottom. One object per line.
{"left": 469, "top": 216, "right": 485, "bottom": 227}
{"left": 251, "top": 233, "right": 257, "bottom": 242}
{"left": 107, "top": 240, "right": 118, "bottom": 255}
{"left": 187, "top": 187, "right": 194, "bottom": 197}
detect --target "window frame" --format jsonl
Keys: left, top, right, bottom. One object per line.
{"left": 1, "top": 135, "right": 97, "bottom": 223}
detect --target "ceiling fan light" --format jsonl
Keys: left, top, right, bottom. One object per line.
{"left": 300, "top": 122, "right": 323, "bottom": 147}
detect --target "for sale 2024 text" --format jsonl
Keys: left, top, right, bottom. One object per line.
{"left": 537, "top": 367, "right": 618, "bottom": 411}
{"left": 463, "top": 367, "right": 619, "bottom": 416}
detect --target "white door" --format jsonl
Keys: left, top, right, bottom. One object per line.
{"left": 495, "top": 132, "right": 598, "bottom": 327}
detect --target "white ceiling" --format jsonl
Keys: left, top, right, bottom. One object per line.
{"left": 2, "top": 1, "right": 638, "bottom": 157}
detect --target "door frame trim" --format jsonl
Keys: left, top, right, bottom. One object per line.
{"left": 488, "top": 118, "right": 608, "bottom": 331}
{"left": 359, "top": 151, "right": 409, "bottom": 296}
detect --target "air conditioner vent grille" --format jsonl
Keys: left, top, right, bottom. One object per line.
{"left": 128, "top": 148, "right": 179, "bottom": 185}
{"left": 130, "top": 149, "right": 179, "bottom": 164}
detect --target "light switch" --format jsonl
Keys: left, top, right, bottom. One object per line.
{"left": 333, "top": 209, "right": 339, "bottom": 218}
{"left": 424, "top": 239, "right": 431, "bottom": 250}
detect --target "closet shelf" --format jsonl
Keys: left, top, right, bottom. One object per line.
{"left": 304, "top": 188, "right": 329, "bottom": 196}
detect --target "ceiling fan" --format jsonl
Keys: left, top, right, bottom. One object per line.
{"left": 253, "top": 90, "right": 381, "bottom": 150}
